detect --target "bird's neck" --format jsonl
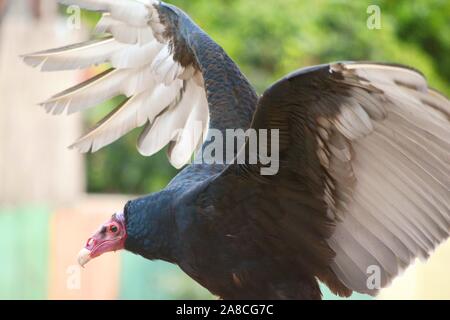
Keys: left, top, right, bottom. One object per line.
{"left": 187, "top": 31, "right": 258, "bottom": 133}
{"left": 124, "top": 192, "right": 178, "bottom": 263}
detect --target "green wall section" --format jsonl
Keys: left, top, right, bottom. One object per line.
{"left": 119, "top": 252, "right": 214, "bottom": 300}
{"left": 0, "top": 206, "right": 50, "bottom": 300}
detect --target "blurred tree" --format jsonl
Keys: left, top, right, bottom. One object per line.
{"left": 379, "top": 0, "right": 450, "bottom": 83}
{"left": 70, "top": 0, "right": 448, "bottom": 195}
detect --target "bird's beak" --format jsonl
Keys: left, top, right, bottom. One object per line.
{"left": 77, "top": 248, "right": 92, "bottom": 268}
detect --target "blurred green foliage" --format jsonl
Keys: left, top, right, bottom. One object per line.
{"left": 74, "top": 0, "right": 449, "bottom": 194}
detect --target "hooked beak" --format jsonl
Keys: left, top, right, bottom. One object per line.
{"left": 77, "top": 236, "right": 97, "bottom": 268}
{"left": 77, "top": 248, "right": 92, "bottom": 268}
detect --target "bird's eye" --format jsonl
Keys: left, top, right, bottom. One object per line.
{"left": 110, "top": 225, "right": 118, "bottom": 233}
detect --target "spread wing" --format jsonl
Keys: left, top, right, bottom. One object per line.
{"left": 211, "top": 62, "right": 450, "bottom": 296}
{"left": 23, "top": 0, "right": 257, "bottom": 168}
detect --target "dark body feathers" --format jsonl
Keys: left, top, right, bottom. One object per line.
{"left": 124, "top": 8, "right": 345, "bottom": 296}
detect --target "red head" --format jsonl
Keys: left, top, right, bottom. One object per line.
{"left": 77, "top": 212, "right": 127, "bottom": 267}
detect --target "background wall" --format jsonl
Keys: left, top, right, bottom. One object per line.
{"left": 0, "top": 0, "right": 449, "bottom": 300}
{"left": 0, "top": 0, "right": 84, "bottom": 205}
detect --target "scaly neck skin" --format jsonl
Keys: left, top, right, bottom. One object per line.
{"left": 124, "top": 191, "right": 179, "bottom": 264}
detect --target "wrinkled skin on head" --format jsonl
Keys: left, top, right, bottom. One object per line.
{"left": 78, "top": 212, "right": 127, "bottom": 267}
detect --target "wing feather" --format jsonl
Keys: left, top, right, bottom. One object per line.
{"left": 23, "top": 0, "right": 219, "bottom": 167}
{"left": 235, "top": 62, "right": 450, "bottom": 296}
{"left": 22, "top": 37, "right": 125, "bottom": 71}
{"left": 94, "top": 13, "right": 155, "bottom": 44}
{"left": 325, "top": 63, "right": 450, "bottom": 295}
{"left": 137, "top": 80, "right": 202, "bottom": 161}
{"left": 59, "top": 0, "right": 154, "bottom": 27}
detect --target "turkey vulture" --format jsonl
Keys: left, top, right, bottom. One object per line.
{"left": 23, "top": 0, "right": 450, "bottom": 300}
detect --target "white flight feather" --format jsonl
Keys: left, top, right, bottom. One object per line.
{"left": 95, "top": 13, "right": 155, "bottom": 44}
{"left": 26, "top": 0, "right": 210, "bottom": 172}
{"left": 327, "top": 63, "right": 450, "bottom": 295}
{"left": 138, "top": 80, "right": 202, "bottom": 158}
{"left": 168, "top": 90, "right": 209, "bottom": 168}
{"left": 110, "top": 41, "right": 164, "bottom": 69}
{"left": 22, "top": 38, "right": 126, "bottom": 71}
{"left": 71, "top": 80, "right": 184, "bottom": 153}
{"left": 58, "top": 0, "right": 156, "bottom": 27}
{"left": 41, "top": 64, "right": 159, "bottom": 114}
